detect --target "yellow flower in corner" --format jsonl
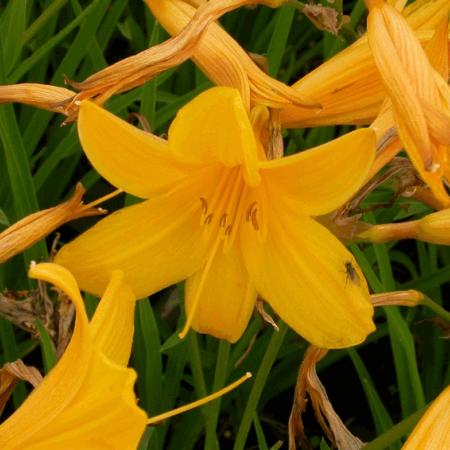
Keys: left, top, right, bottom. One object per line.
{"left": 0, "top": 263, "right": 147, "bottom": 449}
{"left": 402, "top": 385, "right": 450, "bottom": 449}
{"left": 56, "top": 87, "right": 376, "bottom": 349}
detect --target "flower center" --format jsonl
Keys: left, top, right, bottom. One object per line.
{"left": 179, "top": 166, "right": 267, "bottom": 340}
{"left": 198, "top": 166, "right": 264, "bottom": 252}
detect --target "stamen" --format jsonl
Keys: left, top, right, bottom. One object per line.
{"left": 147, "top": 372, "right": 252, "bottom": 425}
{"left": 225, "top": 225, "right": 232, "bottom": 236}
{"left": 204, "top": 213, "right": 213, "bottom": 225}
{"left": 251, "top": 208, "right": 259, "bottom": 230}
{"left": 199, "top": 197, "right": 208, "bottom": 214}
{"left": 219, "top": 214, "right": 228, "bottom": 227}
{"left": 246, "top": 201, "right": 257, "bottom": 222}
{"left": 179, "top": 237, "right": 221, "bottom": 339}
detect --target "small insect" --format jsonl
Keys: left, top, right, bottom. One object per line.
{"left": 343, "top": 261, "right": 360, "bottom": 287}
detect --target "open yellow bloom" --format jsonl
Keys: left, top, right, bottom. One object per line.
{"left": 365, "top": 0, "right": 450, "bottom": 207}
{"left": 0, "top": 263, "right": 147, "bottom": 449}
{"left": 402, "top": 385, "right": 450, "bottom": 449}
{"left": 55, "top": 87, "right": 376, "bottom": 348}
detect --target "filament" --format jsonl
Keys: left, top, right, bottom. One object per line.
{"left": 147, "top": 372, "right": 252, "bottom": 425}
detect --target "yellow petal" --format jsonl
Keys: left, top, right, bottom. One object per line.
{"left": 281, "top": 40, "right": 385, "bottom": 127}
{"left": 169, "top": 87, "right": 261, "bottom": 185}
{"left": 25, "top": 357, "right": 146, "bottom": 450}
{"left": 424, "top": 16, "right": 449, "bottom": 78}
{"left": 403, "top": 0, "right": 450, "bottom": 31}
{"left": 367, "top": 6, "right": 433, "bottom": 166}
{"left": 241, "top": 206, "right": 375, "bottom": 349}
{"left": 185, "top": 242, "right": 257, "bottom": 343}
{"left": 78, "top": 101, "right": 189, "bottom": 199}
{"left": 403, "top": 385, "right": 450, "bottom": 449}
{"left": 260, "top": 129, "right": 376, "bottom": 216}
{"left": 55, "top": 173, "right": 218, "bottom": 298}
{"left": 0, "top": 263, "right": 92, "bottom": 448}
{"left": 89, "top": 270, "right": 136, "bottom": 366}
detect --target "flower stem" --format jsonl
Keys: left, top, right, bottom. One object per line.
{"left": 421, "top": 295, "right": 450, "bottom": 323}
{"left": 233, "top": 323, "right": 288, "bottom": 450}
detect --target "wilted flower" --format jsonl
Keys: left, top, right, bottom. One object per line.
{"left": 144, "top": 0, "right": 319, "bottom": 109}
{"left": 0, "top": 183, "right": 105, "bottom": 265}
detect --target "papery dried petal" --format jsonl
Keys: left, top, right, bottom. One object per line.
{"left": 0, "top": 184, "right": 104, "bottom": 264}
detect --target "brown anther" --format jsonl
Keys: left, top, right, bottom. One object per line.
{"left": 251, "top": 208, "right": 259, "bottom": 230}
{"left": 219, "top": 214, "right": 228, "bottom": 227}
{"left": 225, "top": 225, "right": 232, "bottom": 236}
{"left": 204, "top": 213, "right": 213, "bottom": 225}
{"left": 246, "top": 201, "right": 257, "bottom": 221}
{"left": 200, "top": 197, "right": 208, "bottom": 214}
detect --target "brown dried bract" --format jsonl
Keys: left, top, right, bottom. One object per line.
{"left": 289, "top": 345, "right": 364, "bottom": 450}
{"left": 0, "top": 360, "right": 43, "bottom": 416}
{"left": 302, "top": 3, "right": 343, "bottom": 35}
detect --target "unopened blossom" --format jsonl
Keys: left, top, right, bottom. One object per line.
{"left": 55, "top": 87, "right": 376, "bottom": 348}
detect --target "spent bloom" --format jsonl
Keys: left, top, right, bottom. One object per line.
{"left": 144, "top": 0, "right": 318, "bottom": 110}
{"left": 55, "top": 87, "right": 376, "bottom": 349}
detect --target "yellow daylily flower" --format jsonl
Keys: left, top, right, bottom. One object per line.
{"left": 365, "top": 0, "right": 450, "bottom": 207}
{"left": 0, "top": 263, "right": 147, "bottom": 449}
{"left": 280, "top": 0, "right": 450, "bottom": 128}
{"left": 144, "top": 0, "right": 318, "bottom": 110}
{"left": 55, "top": 87, "right": 376, "bottom": 349}
{"left": 402, "top": 385, "right": 450, "bottom": 449}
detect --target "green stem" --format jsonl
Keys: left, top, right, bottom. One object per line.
{"left": 422, "top": 295, "right": 450, "bottom": 322}
{"left": 233, "top": 323, "right": 288, "bottom": 450}
{"left": 187, "top": 332, "right": 208, "bottom": 424}
{"left": 205, "top": 340, "right": 231, "bottom": 450}
{"left": 362, "top": 407, "right": 427, "bottom": 450}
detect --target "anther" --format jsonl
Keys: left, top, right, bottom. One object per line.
{"left": 225, "top": 225, "right": 232, "bottom": 235}
{"left": 219, "top": 214, "right": 228, "bottom": 227}
{"left": 246, "top": 201, "right": 257, "bottom": 222}
{"left": 204, "top": 213, "right": 213, "bottom": 225}
{"left": 199, "top": 197, "right": 208, "bottom": 214}
{"left": 251, "top": 208, "right": 259, "bottom": 230}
